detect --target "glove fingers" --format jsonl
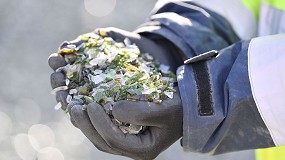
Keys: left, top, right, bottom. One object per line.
{"left": 50, "top": 72, "right": 66, "bottom": 89}
{"left": 56, "top": 90, "right": 68, "bottom": 110}
{"left": 50, "top": 71, "right": 68, "bottom": 110}
{"left": 112, "top": 101, "right": 163, "bottom": 126}
{"left": 70, "top": 105, "right": 122, "bottom": 155}
{"left": 48, "top": 53, "right": 67, "bottom": 71}
{"left": 67, "top": 101, "right": 85, "bottom": 128}
{"left": 96, "top": 27, "right": 140, "bottom": 42}
{"left": 112, "top": 92, "right": 181, "bottom": 126}
{"left": 87, "top": 103, "right": 153, "bottom": 150}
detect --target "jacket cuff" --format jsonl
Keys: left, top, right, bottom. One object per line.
{"left": 177, "top": 40, "right": 274, "bottom": 154}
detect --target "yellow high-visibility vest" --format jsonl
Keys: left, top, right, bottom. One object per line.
{"left": 256, "top": 146, "right": 285, "bottom": 160}
{"left": 242, "top": 0, "right": 285, "bottom": 19}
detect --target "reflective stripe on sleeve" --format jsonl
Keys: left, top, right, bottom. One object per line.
{"left": 248, "top": 34, "right": 285, "bottom": 146}
{"left": 262, "top": 0, "right": 285, "bottom": 11}
{"left": 193, "top": 0, "right": 257, "bottom": 39}
{"left": 258, "top": 3, "right": 285, "bottom": 36}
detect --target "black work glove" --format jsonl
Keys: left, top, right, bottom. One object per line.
{"left": 48, "top": 28, "right": 183, "bottom": 159}
{"left": 49, "top": 53, "right": 69, "bottom": 110}
{"left": 70, "top": 91, "right": 182, "bottom": 160}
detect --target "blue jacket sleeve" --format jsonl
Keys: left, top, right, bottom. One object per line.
{"left": 135, "top": 1, "right": 239, "bottom": 59}
{"left": 136, "top": 1, "right": 275, "bottom": 154}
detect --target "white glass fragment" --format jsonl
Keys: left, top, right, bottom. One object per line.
{"left": 54, "top": 102, "right": 62, "bottom": 110}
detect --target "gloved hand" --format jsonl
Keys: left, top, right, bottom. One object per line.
{"left": 49, "top": 53, "right": 69, "bottom": 110}
{"left": 48, "top": 28, "right": 183, "bottom": 159}
{"left": 70, "top": 91, "right": 182, "bottom": 160}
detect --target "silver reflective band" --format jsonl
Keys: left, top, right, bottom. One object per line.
{"left": 193, "top": 0, "right": 257, "bottom": 39}
{"left": 258, "top": 3, "right": 285, "bottom": 36}
{"left": 184, "top": 50, "right": 218, "bottom": 64}
{"left": 248, "top": 34, "right": 285, "bottom": 146}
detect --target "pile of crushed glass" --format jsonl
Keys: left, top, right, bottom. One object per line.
{"left": 53, "top": 32, "right": 176, "bottom": 134}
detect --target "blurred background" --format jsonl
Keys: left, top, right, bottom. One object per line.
{"left": 0, "top": 0, "right": 255, "bottom": 159}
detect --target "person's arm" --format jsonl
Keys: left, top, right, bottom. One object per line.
{"left": 135, "top": 1, "right": 240, "bottom": 59}
{"left": 49, "top": 0, "right": 285, "bottom": 158}
{"left": 133, "top": 0, "right": 285, "bottom": 154}
{"left": 47, "top": 1, "right": 240, "bottom": 158}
